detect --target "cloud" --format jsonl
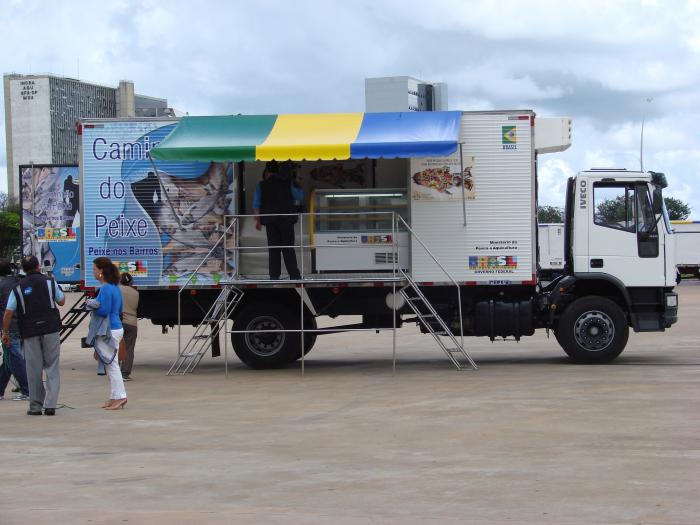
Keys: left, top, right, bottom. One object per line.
{"left": 1, "top": 0, "right": 698, "bottom": 217}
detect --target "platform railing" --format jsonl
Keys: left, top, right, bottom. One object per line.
{"left": 177, "top": 217, "right": 238, "bottom": 361}
{"left": 220, "top": 212, "right": 405, "bottom": 283}
{"left": 176, "top": 211, "right": 468, "bottom": 375}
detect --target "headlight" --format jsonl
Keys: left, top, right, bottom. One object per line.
{"left": 665, "top": 294, "right": 678, "bottom": 308}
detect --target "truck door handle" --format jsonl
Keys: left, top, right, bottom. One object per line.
{"left": 590, "top": 258, "right": 604, "bottom": 268}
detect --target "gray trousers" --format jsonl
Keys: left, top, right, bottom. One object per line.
{"left": 120, "top": 323, "right": 137, "bottom": 377}
{"left": 23, "top": 332, "right": 61, "bottom": 411}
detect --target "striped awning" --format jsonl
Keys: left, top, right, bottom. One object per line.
{"left": 150, "top": 111, "right": 462, "bottom": 162}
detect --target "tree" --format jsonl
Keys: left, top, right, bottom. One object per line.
{"left": 0, "top": 191, "right": 21, "bottom": 258}
{"left": 537, "top": 205, "right": 564, "bottom": 223}
{"left": 664, "top": 197, "right": 691, "bottom": 221}
{"left": 595, "top": 195, "right": 630, "bottom": 225}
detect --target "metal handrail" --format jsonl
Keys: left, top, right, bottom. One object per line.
{"left": 396, "top": 214, "right": 464, "bottom": 352}
{"left": 177, "top": 217, "right": 238, "bottom": 358}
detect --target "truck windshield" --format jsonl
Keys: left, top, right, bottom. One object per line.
{"left": 650, "top": 183, "right": 672, "bottom": 234}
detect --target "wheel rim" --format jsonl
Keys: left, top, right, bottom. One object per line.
{"left": 573, "top": 310, "right": 615, "bottom": 351}
{"left": 245, "top": 316, "right": 285, "bottom": 357}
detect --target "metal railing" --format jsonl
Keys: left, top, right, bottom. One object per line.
{"left": 175, "top": 211, "right": 469, "bottom": 374}
{"left": 396, "top": 215, "right": 465, "bottom": 353}
{"left": 177, "top": 217, "right": 238, "bottom": 359}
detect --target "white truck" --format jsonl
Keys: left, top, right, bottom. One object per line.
{"left": 672, "top": 221, "right": 700, "bottom": 281}
{"left": 538, "top": 223, "right": 565, "bottom": 280}
{"left": 77, "top": 110, "right": 678, "bottom": 370}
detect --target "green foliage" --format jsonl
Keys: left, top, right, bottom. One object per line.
{"left": 537, "top": 205, "right": 564, "bottom": 223}
{"left": 595, "top": 195, "right": 631, "bottom": 225}
{"left": 664, "top": 197, "right": 691, "bottom": 221}
{"left": 0, "top": 191, "right": 21, "bottom": 258}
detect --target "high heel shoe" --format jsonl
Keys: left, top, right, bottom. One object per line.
{"left": 104, "top": 398, "right": 127, "bottom": 410}
{"left": 101, "top": 399, "right": 115, "bottom": 408}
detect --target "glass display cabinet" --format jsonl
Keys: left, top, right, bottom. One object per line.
{"left": 311, "top": 189, "right": 409, "bottom": 273}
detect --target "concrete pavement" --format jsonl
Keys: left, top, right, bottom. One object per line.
{"left": 1, "top": 281, "right": 699, "bottom": 524}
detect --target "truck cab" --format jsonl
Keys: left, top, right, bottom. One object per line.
{"left": 548, "top": 169, "right": 678, "bottom": 362}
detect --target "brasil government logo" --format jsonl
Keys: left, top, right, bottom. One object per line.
{"left": 469, "top": 255, "right": 518, "bottom": 274}
{"left": 114, "top": 260, "right": 148, "bottom": 276}
{"left": 502, "top": 126, "right": 517, "bottom": 150}
{"left": 37, "top": 227, "right": 77, "bottom": 242}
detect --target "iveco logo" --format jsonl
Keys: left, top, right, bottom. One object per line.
{"left": 579, "top": 180, "right": 587, "bottom": 209}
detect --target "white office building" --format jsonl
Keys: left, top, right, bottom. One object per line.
{"left": 3, "top": 73, "right": 169, "bottom": 200}
{"left": 365, "top": 76, "right": 448, "bottom": 113}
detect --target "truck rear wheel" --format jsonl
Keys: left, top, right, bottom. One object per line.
{"left": 231, "top": 302, "right": 315, "bottom": 369}
{"left": 556, "top": 296, "right": 629, "bottom": 363}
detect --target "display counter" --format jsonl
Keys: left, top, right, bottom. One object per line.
{"left": 311, "top": 189, "right": 409, "bottom": 272}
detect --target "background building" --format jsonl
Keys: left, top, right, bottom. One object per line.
{"left": 365, "top": 76, "right": 448, "bottom": 113}
{"left": 3, "top": 73, "right": 170, "bottom": 200}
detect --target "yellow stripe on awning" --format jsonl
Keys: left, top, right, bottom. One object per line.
{"left": 256, "top": 113, "right": 364, "bottom": 161}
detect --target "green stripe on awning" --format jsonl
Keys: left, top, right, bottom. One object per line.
{"left": 150, "top": 115, "right": 278, "bottom": 162}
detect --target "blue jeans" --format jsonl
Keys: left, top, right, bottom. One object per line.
{"left": 0, "top": 331, "right": 29, "bottom": 396}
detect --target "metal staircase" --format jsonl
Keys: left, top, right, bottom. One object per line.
{"left": 400, "top": 271, "right": 477, "bottom": 370}
{"left": 60, "top": 292, "right": 90, "bottom": 344}
{"left": 168, "top": 286, "right": 244, "bottom": 375}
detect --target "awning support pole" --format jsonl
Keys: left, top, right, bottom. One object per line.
{"left": 148, "top": 156, "right": 183, "bottom": 228}
{"left": 460, "top": 142, "right": 467, "bottom": 227}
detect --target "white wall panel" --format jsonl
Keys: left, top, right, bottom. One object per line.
{"left": 410, "top": 112, "right": 536, "bottom": 284}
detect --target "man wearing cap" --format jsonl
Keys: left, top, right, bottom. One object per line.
{"left": 2, "top": 256, "right": 65, "bottom": 416}
{"left": 252, "top": 161, "right": 302, "bottom": 280}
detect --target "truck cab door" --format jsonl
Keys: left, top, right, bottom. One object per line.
{"left": 580, "top": 181, "right": 665, "bottom": 287}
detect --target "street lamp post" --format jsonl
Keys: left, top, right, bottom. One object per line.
{"left": 640, "top": 97, "right": 654, "bottom": 172}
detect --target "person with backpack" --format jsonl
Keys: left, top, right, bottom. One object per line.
{"left": 0, "top": 258, "right": 29, "bottom": 402}
{"left": 1, "top": 256, "right": 64, "bottom": 416}
{"left": 252, "top": 160, "right": 303, "bottom": 280}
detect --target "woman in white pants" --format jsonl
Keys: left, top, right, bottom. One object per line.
{"left": 90, "top": 257, "right": 127, "bottom": 410}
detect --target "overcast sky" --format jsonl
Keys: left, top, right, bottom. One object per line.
{"left": 2, "top": 0, "right": 699, "bottom": 217}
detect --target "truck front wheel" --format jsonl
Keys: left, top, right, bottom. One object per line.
{"left": 556, "top": 296, "right": 629, "bottom": 363}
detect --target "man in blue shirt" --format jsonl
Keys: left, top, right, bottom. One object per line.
{"left": 2, "top": 256, "right": 65, "bottom": 416}
{"left": 252, "top": 161, "right": 303, "bottom": 280}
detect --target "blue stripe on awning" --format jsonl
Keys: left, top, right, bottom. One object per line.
{"left": 350, "top": 111, "right": 462, "bottom": 159}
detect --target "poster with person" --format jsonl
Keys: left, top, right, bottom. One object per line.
{"left": 20, "top": 165, "right": 81, "bottom": 282}
{"left": 80, "top": 120, "right": 234, "bottom": 287}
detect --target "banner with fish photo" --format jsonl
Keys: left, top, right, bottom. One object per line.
{"left": 20, "top": 165, "right": 81, "bottom": 282}
{"left": 81, "top": 120, "right": 234, "bottom": 288}
{"left": 304, "top": 160, "right": 370, "bottom": 189}
{"left": 410, "top": 154, "right": 475, "bottom": 201}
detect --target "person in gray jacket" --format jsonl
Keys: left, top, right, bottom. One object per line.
{"left": 0, "top": 259, "right": 29, "bottom": 401}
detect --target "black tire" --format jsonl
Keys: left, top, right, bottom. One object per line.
{"left": 231, "top": 302, "right": 312, "bottom": 369}
{"left": 298, "top": 315, "right": 317, "bottom": 359}
{"left": 555, "top": 296, "right": 629, "bottom": 363}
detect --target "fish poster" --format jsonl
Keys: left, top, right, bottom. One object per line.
{"left": 410, "top": 155, "right": 475, "bottom": 201}
{"left": 20, "top": 165, "right": 81, "bottom": 282}
{"left": 81, "top": 120, "right": 234, "bottom": 288}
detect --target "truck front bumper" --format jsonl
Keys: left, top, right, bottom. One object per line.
{"left": 663, "top": 292, "right": 678, "bottom": 328}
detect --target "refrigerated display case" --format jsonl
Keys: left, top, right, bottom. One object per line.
{"left": 311, "top": 189, "right": 409, "bottom": 272}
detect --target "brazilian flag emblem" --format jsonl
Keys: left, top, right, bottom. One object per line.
{"left": 502, "top": 126, "right": 517, "bottom": 144}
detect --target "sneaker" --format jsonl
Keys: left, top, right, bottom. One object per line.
{"left": 12, "top": 394, "right": 29, "bottom": 401}
{"left": 44, "top": 408, "right": 55, "bottom": 416}
{"left": 123, "top": 375, "right": 132, "bottom": 381}
{"left": 27, "top": 410, "right": 42, "bottom": 416}
{"left": 0, "top": 395, "right": 4, "bottom": 400}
